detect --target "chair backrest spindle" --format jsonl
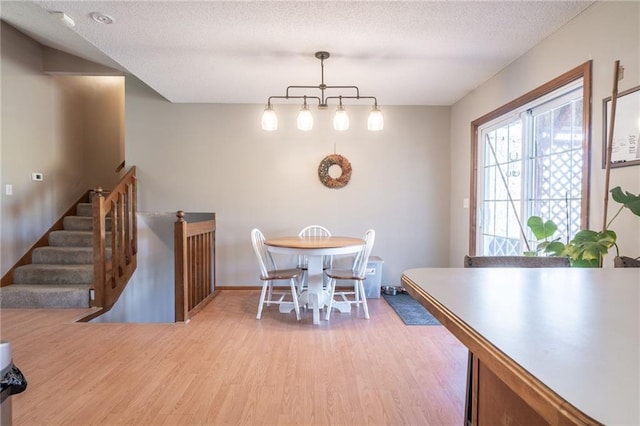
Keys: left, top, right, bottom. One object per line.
{"left": 251, "top": 228, "right": 277, "bottom": 278}
{"left": 353, "top": 229, "right": 376, "bottom": 278}
{"left": 298, "top": 225, "right": 332, "bottom": 269}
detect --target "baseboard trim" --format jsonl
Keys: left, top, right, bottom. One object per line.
{"left": 216, "top": 286, "right": 262, "bottom": 291}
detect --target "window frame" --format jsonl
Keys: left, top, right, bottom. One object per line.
{"left": 468, "top": 61, "right": 592, "bottom": 256}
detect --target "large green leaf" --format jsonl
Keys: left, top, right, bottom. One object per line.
{"left": 527, "top": 216, "right": 558, "bottom": 241}
{"left": 610, "top": 186, "right": 640, "bottom": 217}
{"left": 544, "top": 241, "right": 566, "bottom": 256}
{"left": 568, "top": 229, "right": 617, "bottom": 265}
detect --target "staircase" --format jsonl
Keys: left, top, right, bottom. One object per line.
{"left": 0, "top": 203, "right": 111, "bottom": 309}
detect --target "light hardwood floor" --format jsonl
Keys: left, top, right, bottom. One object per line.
{"left": 1, "top": 290, "right": 467, "bottom": 425}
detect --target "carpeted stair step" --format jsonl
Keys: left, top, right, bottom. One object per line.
{"left": 76, "top": 203, "right": 93, "bottom": 217}
{"left": 13, "top": 264, "right": 93, "bottom": 285}
{"left": 63, "top": 216, "right": 112, "bottom": 231}
{"left": 76, "top": 201, "right": 112, "bottom": 217}
{"left": 1, "top": 196, "right": 117, "bottom": 309}
{"left": 1, "top": 196, "right": 116, "bottom": 309}
{"left": 32, "top": 246, "right": 111, "bottom": 264}
{"left": 49, "top": 230, "right": 111, "bottom": 247}
{"left": 0, "top": 284, "right": 91, "bottom": 309}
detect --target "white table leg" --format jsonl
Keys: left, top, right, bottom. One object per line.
{"left": 307, "top": 256, "right": 324, "bottom": 325}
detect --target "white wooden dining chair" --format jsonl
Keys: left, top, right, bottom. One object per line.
{"left": 324, "top": 229, "right": 375, "bottom": 321}
{"left": 251, "top": 228, "right": 301, "bottom": 320}
{"left": 297, "top": 225, "right": 332, "bottom": 294}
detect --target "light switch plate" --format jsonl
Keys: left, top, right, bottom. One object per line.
{"left": 5, "top": 184, "right": 12, "bottom": 195}
{"left": 32, "top": 172, "right": 43, "bottom": 181}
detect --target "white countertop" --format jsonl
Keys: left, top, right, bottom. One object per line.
{"left": 402, "top": 267, "right": 640, "bottom": 425}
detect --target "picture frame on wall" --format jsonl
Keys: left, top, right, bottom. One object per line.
{"left": 602, "top": 85, "right": 640, "bottom": 168}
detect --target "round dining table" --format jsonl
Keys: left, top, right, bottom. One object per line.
{"left": 264, "top": 235, "right": 365, "bottom": 324}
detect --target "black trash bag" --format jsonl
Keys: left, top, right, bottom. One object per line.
{"left": 1, "top": 365, "right": 27, "bottom": 398}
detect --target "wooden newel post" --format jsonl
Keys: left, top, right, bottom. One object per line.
{"left": 93, "top": 187, "right": 104, "bottom": 210}
{"left": 92, "top": 187, "right": 106, "bottom": 307}
{"left": 175, "top": 210, "right": 189, "bottom": 322}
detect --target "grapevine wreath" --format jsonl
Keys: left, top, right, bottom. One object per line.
{"left": 318, "top": 154, "right": 352, "bottom": 189}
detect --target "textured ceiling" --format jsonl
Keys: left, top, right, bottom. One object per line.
{"left": 1, "top": 1, "right": 594, "bottom": 105}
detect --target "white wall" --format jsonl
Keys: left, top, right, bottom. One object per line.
{"left": 125, "top": 76, "right": 452, "bottom": 287}
{"left": 449, "top": 1, "right": 640, "bottom": 267}
{"left": 92, "top": 213, "right": 176, "bottom": 323}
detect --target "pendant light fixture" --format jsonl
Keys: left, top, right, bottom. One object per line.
{"left": 261, "top": 51, "right": 383, "bottom": 131}
{"left": 367, "top": 104, "right": 384, "bottom": 131}
{"left": 297, "top": 96, "right": 313, "bottom": 131}
{"left": 333, "top": 97, "right": 349, "bottom": 131}
{"left": 261, "top": 104, "right": 278, "bottom": 130}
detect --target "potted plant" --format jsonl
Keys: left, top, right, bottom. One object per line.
{"left": 526, "top": 186, "right": 640, "bottom": 267}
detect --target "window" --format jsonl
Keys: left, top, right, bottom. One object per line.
{"left": 469, "top": 62, "right": 591, "bottom": 256}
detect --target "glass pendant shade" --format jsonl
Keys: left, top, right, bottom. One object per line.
{"left": 261, "top": 105, "right": 278, "bottom": 131}
{"left": 297, "top": 105, "right": 313, "bottom": 131}
{"left": 367, "top": 106, "right": 384, "bottom": 131}
{"left": 333, "top": 105, "right": 349, "bottom": 131}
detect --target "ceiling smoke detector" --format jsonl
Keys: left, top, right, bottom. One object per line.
{"left": 90, "top": 12, "right": 114, "bottom": 24}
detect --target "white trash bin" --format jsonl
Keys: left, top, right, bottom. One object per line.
{"left": 363, "top": 256, "right": 384, "bottom": 299}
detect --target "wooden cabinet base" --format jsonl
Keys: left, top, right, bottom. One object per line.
{"left": 474, "top": 356, "right": 548, "bottom": 425}
{"left": 401, "top": 270, "right": 607, "bottom": 426}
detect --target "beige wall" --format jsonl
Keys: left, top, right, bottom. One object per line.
{"left": 0, "top": 23, "right": 124, "bottom": 274}
{"left": 125, "top": 76, "right": 452, "bottom": 286}
{"left": 76, "top": 76, "right": 126, "bottom": 189}
{"left": 449, "top": 1, "right": 640, "bottom": 267}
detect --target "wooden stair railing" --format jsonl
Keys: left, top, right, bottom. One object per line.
{"left": 174, "top": 210, "right": 218, "bottom": 322}
{"left": 92, "top": 166, "right": 137, "bottom": 311}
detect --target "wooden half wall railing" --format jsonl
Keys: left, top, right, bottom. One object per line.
{"left": 174, "top": 210, "right": 218, "bottom": 322}
{"left": 92, "top": 166, "right": 137, "bottom": 311}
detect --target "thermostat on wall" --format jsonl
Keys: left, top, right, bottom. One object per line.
{"left": 31, "top": 172, "right": 43, "bottom": 181}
